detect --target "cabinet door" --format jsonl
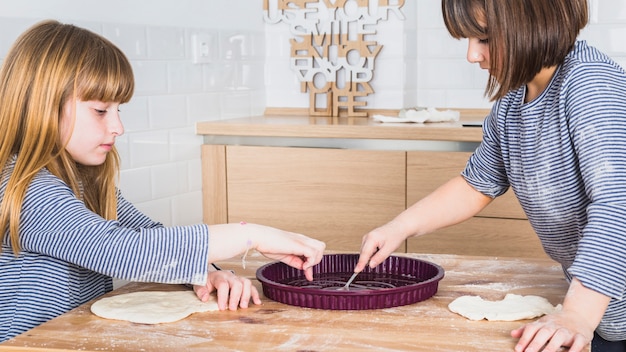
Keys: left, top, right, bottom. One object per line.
{"left": 407, "top": 217, "right": 547, "bottom": 258}
{"left": 226, "top": 146, "right": 406, "bottom": 251}
{"left": 406, "top": 151, "right": 546, "bottom": 258}
{"left": 407, "top": 151, "right": 526, "bottom": 219}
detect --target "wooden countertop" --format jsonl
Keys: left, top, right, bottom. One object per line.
{"left": 0, "top": 252, "right": 574, "bottom": 352}
{"left": 195, "top": 109, "right": 488, "bottom": 142}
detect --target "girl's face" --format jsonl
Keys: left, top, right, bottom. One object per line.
{"left": 60, "top": 99, "right": 124, "bottom": 166}
{"left": 467, "top": 37, "right": 490, "bottom": 71}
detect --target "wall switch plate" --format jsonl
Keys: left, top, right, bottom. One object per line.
{"left": 191, "top": 33, "right": 214, "bottom": 64}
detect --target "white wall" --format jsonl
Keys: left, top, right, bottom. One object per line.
{"left": 415, "top": 0, "right": 626, "bottom": 109}
{"left": 264, "top": 0, "right": 626, "bottom": 111}
{"left": 1, "top": 0, "right": 625, "bottom": 227}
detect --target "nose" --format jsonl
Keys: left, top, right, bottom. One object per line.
{"left": 110, "top": 111, "right": 124, "bottom": 137}
{"left": 466, "top": 40, "right": 485, "bottom": 63}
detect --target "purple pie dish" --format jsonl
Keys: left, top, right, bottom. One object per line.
{"left": 256, "top": 253, "right": 445, "bottom": 310}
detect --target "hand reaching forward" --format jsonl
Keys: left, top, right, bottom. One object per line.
{"left": 354, "top": 220, "right": 408, "bottom": 273}
{"left": 254, "top": 228, "right": 326, "bottom": 281}
{"left": 193, "top": 270, "right": 261, "bottom": 311}
{"left": 207, "top": 223, "right": 326, "bottom": 282}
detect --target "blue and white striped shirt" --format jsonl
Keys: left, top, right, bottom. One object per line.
{"left": 0, "top": 160, "right": 211, "bottom": 342}
{"left": 463, "top": 41, "right": 626, "bottom": 340}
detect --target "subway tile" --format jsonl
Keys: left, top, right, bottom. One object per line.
{"left": 369, "top": 89, "right": 404, "bottom": 109}
{"left": 170, "top": 127, "right": 202, "bottom": 161}
{"left": 220, "top": 91, "right": 252, "bottom": 118}
{"left": 371, "top": 58, "right": 405, "bottom": 90}
{"left": 417, "top": 89, "right": 447, "bottom": 108}
{"left": 132, "top": 61, "right": 168, "bottom": 95}
{"left": 202, "top": 62, "right": 233, "bottom": 92}
{"left": 171, "top": 191, "right": 203, "bottom": 226}
{"left": 240, "top": 61, "right": 266, "bottom": 90}
{"left": 187, "top": 160, "right": 202, "bottom": 192}
{"left": 121, "top": 97, "right": 150, "bottom": 132}
{"left": 189, "top": 29, "right": 219, "bottom": 63}
{"left": 375, "top": 20, "right": 406, "bottom": 59}
{"left": 127, "top": 130, "right": 170, "bottom": 168}
{"left": 418, "top": 29, "right": 466, "bottom": 59}
{"left": 250, "top": 90, "right": 267, "bottom": 115}
{"left": 580, "top": 25, "right": 626, "bottom": 55}
{"left": 102, "top": 23, "right": 147, "bottom": 60}
{"left": 266, "top": 88, "right": 309, "bottom": 108}
{"left": 402, "top": 88, "right": 418, "bottom": 108}
{"left": 114, "top": 132, "right": 130, "bottom": 167}
{"left": 220, "top": 30, "right": 263, "bottom": 60}
{"left": 151, "top": 163, "right": 188, "bottom": 199}
{"left": 134, "top": 198, "right": 173, "bottom": 227}
{"left": 416, "top": 0, "right": 444, "bottom": 29}
{"left": 168, "top": 61, "right": 204, "bottom": 93}
{"left": 403, "top": 31, "right": 418, "bottom": 60}
{"left": 187, "top": 92, "right": 222, "bottom": 122}
{"left": 147, "top": 26, "right": 185, "bottom": 60}
{"left": 148, "top": 95, "right": 187, "bottom": 129}
{"left": 264, "top": 59, "right": 300, "bottom": 90}
{"left": 592, "top": 0, "right": 626, "bottom": 23}
{"left": 264, "top": 25, "right": 291, "bottom": 58}
{"left": 119, "top": 167, "right": 153, "bottom": 203}
{"left": 446, "top": 89, "right": 492, "bottom": 109}
{"left": 419, "top": 58, "right": 474, "bottom": 90}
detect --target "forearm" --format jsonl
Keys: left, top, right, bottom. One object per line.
{"left": 206, "top": 223, "right": 256, "bottom": 263}
{"left": 563, "top": 277, "right": 610, "bottom": 328}
{"left": 394, "top": 175, "right": 493, "bottom": 238}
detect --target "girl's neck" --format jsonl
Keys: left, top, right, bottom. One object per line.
{"left": 525, "top": 66, "right": 557, "bottom": 103}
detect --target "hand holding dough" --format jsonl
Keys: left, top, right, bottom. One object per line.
{"left": 448, "top": 293, "right": 561, "bottom": 321}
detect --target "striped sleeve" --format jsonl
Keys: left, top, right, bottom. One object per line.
{"left": 18, "top": 174, "right": 211, "bottom": 285}
{"left": 564, "top": 59, "right": 626, "bottom": 300}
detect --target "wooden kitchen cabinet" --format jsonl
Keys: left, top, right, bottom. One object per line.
{"left": 198, "top": 112, "right": 548, "bottom": 259}
{"left": 202, "top": 144, "right": 406, "bottom": 251}
{"left": 406, "top": 151, "right": 547, "bottom": 258}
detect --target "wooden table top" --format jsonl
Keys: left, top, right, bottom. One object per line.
{"left": 195, "top": 110, "right": 488, "bottom": 142}
{"left": 0, "top": 252, "right": 572, "bottom": 352}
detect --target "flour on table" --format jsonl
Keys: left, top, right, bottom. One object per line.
{"left": 91, "top": 290, "right": 219, "bottom": 324}
{"left": 448, "top": 293, "right": 561, "bottom": 321}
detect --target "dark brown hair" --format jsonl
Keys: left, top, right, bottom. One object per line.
{"left": 442, "top": 0, "right": 588, "bottom": 100}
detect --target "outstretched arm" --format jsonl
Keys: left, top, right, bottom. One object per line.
{"left": 355, "top": 175, "right": 493, "bottom": 271}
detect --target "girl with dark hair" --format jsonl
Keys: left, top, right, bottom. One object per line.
{"left": 355, "top": 1, "right": 626, "bottom": 351}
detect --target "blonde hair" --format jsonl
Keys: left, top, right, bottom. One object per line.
{"left": 0, "top": 20, "right": 134, "bottom": 253}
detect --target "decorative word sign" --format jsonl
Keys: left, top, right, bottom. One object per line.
{"left": 263, "top": 0, "right": 405, "bottom": 116}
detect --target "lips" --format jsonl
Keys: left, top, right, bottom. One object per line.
{"left": 100, "top": 143, "right": 114, "bottom": 151}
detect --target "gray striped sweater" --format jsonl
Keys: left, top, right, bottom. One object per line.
{"left": 463, "top": 40, "right": 626, "bottom": 340}
{"left": 1, "top": 162, "right": 210, "bottom": 341}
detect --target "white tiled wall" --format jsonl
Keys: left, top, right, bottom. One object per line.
{"left": 414, "top": 0, "right": 626, "bottom": 109}
{"left": 265, "top": 0, "right": 626, "bottom": 110}
{"left": 1, "top": 0, "right": 625, "bottom": 227}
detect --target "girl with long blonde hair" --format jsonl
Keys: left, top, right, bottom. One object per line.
{"left": 0, "top": 20, "right": 325, "bottom": 342}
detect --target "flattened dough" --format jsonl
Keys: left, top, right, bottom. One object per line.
{"left": 448, "top": 293, "right": 561, "bottom": 321}
{"left": 91, "top": 290, "right": 219, "bottom": 324}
